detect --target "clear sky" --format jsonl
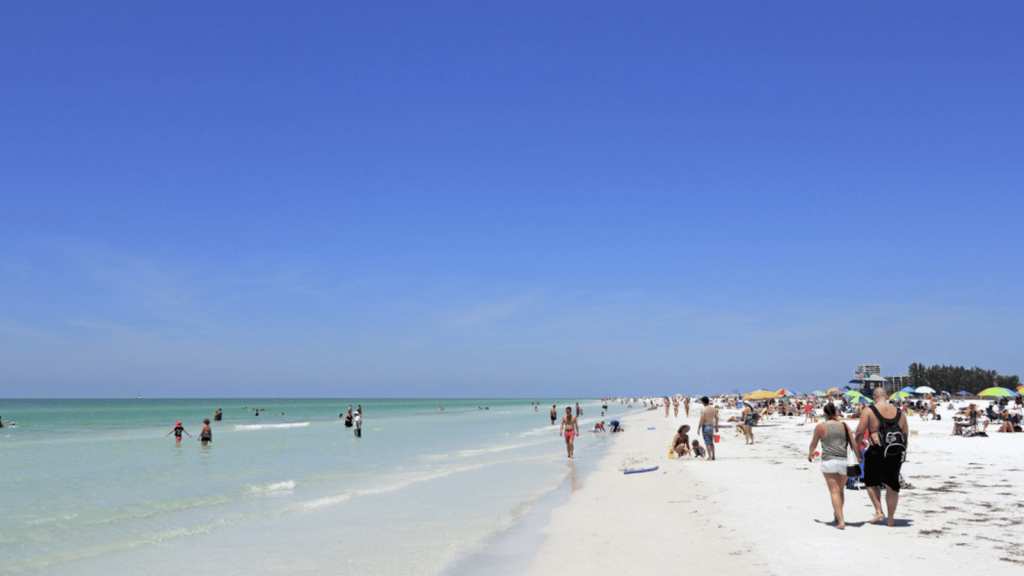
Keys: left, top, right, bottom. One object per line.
{"left": 2, "top": 1, "right": 1022, "bottom": 398}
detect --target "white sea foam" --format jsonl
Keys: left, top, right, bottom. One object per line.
{"left": 459, "top": 443, "right": 534, "bottom": 457}
{"left": 302, "top": 494, "right": 351, "bottom": 510}
{"left": 28, "top": 513, "right": 78, "bottom": 525}
{"left": 247, "top": 480, "right": 296, "bottom": 494}
{"left": 234, "top": 422, "right": 310, "bottom": 431}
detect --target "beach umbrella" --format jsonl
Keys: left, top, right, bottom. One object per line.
{"left": 899, "top": 386, "right": 916, "bottom": 393}
{"left": 744, "top": 389, "right": 779, "bottom": 400}
{"left": 977, "top": 387, "right": 1020, "bottom": 398}
{"left": 890, "top": 391, "right": 911, "bottom": 400}
{"left": 851, "top": 394, "right": 873, "bottom": 404}
{"left": 956, "top": 391, "right": 971, "bottom": 396}
{"left": 826, "top": 387, "right": 843, "bottom": 395}
{"left": 810, "top": 390, "right": 826, "bottom": 397}
{"left": 843, "top": 390, "right": 863, "bottom": 397}
{"left": 775, "top": 388, "right": 796, "bottom": 396}
{"left": 915, "top": 386, "right": 936, "bottom": 394}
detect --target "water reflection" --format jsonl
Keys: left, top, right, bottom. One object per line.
{"left": 567, "top": 460, "right": 582, "bottom": 492}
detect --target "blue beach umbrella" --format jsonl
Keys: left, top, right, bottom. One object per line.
{"left": 899, "top": 387, "right": 916, "bottom": 393}
{"left": 956, "top": 391, "right": 971, "bottom": 395}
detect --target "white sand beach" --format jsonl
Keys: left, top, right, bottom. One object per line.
{"left": 527, "top": 402, "right": 1024, "bottom": 575}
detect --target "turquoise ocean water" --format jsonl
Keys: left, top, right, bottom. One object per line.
{"left": 1, "top": 398, "right": 621, "bottom": 575}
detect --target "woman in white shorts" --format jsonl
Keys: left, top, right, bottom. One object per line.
{"left": 807, "top": 402, "right": 862, "bottom": 529}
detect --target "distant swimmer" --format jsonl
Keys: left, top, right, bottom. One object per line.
{"left": 199, "top": 419, "right": 212, "bottom": 447}
{"left": 534, "top": 406, "right": 538, "bottom": 412}
{"left": 550, "top": 405, "right": 557, "bottom": 425}
{"left": 354, "top": 410, "right": 362, "bottom": 437}
{"left": 166, "top": 421, "right": 191, "bottom": 445}
{"left": 438, "top": 407, "right": 444, "bottom": 411}
{"left": 214, "top": 408, "right": 222, "bottom": 421}
{"left": 575, "top": 403, "right": 582, "bottom": 417}
{"left": 560, "top": 407, "right": 580, "bottom": 458}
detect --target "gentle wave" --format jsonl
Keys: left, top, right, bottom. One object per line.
{"left": 247, "top": 480, "right": 296, "bottom": 494}
{"left": 234, "top": 422, "right": 310, "bottom": 431}
{"left": 459, "top": 443, "right": 534, "bottom": 457}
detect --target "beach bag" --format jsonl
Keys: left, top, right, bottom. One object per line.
{"left": 869, "top": 406, "right": 906, "bottom": 462}
{"left": 842, "top": 423, "right": 861, "bottom": 478}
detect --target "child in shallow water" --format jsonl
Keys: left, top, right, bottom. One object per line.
{"left": 691, "top": 440, "right": 706, "bottom": 458}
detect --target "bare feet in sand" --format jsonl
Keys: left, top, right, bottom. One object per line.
{"left": 870, "top": 513, "right": 885, "bottom": 524}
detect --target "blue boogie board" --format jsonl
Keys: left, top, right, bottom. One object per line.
{"left": 624, "top": 466, "right": 658, "bottom": 475}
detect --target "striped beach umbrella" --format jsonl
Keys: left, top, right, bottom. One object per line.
{"left": 890, "top": 391, "right": 911, "bottom": 400}
{"left": 775, "top": 388, "right": 796, "bottom": 397}
{"left": 826, "top": 387, "right": 843, "bottom": 395}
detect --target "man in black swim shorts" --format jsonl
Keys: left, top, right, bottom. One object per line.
{"left": 856, "top": 388, "right": 909, "bottom": 527}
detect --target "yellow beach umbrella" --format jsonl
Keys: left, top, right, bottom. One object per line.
{"left": 744, "top": 389, "right": 779, "bottom": 400}
{"left": 826, "top": 387, "right": 843, "bottom": 395}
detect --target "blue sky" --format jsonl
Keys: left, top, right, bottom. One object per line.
{"left": 2, "top": 1, "right": 1022, "bottom": 398}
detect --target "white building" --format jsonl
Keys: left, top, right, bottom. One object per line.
{"left": 858, "top": 363, "right": 881, "bottom": 377}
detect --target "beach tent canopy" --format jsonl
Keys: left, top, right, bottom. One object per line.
{"left": 977, "top": 387, "right": 1019, "bottom": 398}
{"left": 890, "top": 391, "right": 911, "bottom": 400}
{"left": 899, "top": 386, "right": 917, "bottom": 393}
{"left": 915, "top": 386, "right": 937, "bottom": 394}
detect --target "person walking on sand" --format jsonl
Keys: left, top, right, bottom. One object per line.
{"left": 698, "top": 397, "right": 720, "bottom": 461}
{"left": 684, "top": 396, "right": 690, "bottom": 417}
{"left": 807, "top": 403, "right": 861, "bottom": 529}
{"left": 855, "top": 387, "right": 909, "bottom": 527}
{"left": 199, "top": 419, "right": 213, "bottom": 447}
{"left": 673, "top": 397, "right": 679, "bottom": 417}
{"left": 165, "top": 421, "right": 191, "bottom": 445}
{"left": 741, "top": 402, "right": 756, "bottom": 445}
{"left": 560, "top": 407, "right": 579, "bottom": 458}
{"left": 550, "top": 405, "right": 557, "bottom": 425}
{"left": 664, "top": 398, "right": 670, "bottom": 417}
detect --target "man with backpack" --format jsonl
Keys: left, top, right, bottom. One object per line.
{"left": 855, "top": 387, "right": 909, "bottom": 527}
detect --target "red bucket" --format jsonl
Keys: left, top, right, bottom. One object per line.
{"left": 713, "top": 434, "right": 720, "bottom": 443}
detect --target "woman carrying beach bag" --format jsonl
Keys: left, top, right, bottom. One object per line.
{"left": 807, "top": 403, "right": 862, "bottom": 530}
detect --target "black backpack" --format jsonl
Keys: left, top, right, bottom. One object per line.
{"left": 870, "top": 405, "right": 906, "bottom": 462}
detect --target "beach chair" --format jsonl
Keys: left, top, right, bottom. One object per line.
{"left": 952, "top": 414, "right": 979, "bottom": 437}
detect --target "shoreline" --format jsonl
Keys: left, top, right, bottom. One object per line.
{"left": 442, "top": 415, "right": 616, "bottom": 576}
{"left": 523, "top": 403, "right": 1024, "bottom": 574}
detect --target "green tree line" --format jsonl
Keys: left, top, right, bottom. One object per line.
{"left": 906, "top": 363, "right": 1020, "bottom": 394}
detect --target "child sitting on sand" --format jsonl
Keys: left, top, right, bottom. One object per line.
{"left": 691, "top": 440, "right": 706, "bottom": 458}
